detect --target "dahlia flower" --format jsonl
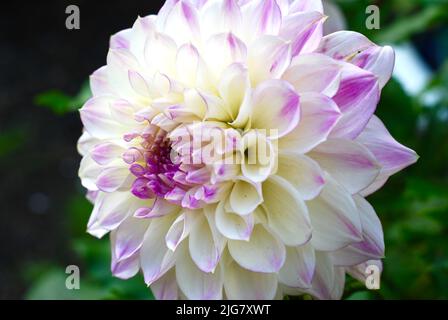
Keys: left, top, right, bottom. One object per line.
{"left": 78, "top": 0, "right": 418, "bottom": 300}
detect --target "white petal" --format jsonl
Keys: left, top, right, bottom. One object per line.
{"left": 218, "top": 63, "right": 251, "bottom": 121}
{"left": 176, "top": 249, "right": 223, "bottom": 300}
{"left": 128, "top": 70, "right": 151, "bottom": 98}
{"left": 79, "top": 155, "right": 102, "bottom": 191}
{"left": 263, "top": 175, "right": 312, "bottom": 246}
{"left": 308, "top": 175, "right": 363, "bottom": 251}
{"left": 165, "top": 209, "right": 200, "bottom": 251}
{"left": 241, "top": 131, "right": 276, "bottom": 183}
{"left": 228, "top": 224, "right": 285, "bottom": 273}
{"left": 201, "top": 91, "right": 233, "bottom": 122}
{"left": 224, "top": 260, "right": 277, "bottom": 300}
{"left": 176, "top": 44, "right": 211, "bottom": 90}
{"left": 215, "top": 201, "right": 254, "bottom": 241}
{"left": 307, "top": 251, "right": 344, "bottom": 300}
{"left": 90, "top": 66, "right": 113, "bottom": 96}
{"left": 106, "top": 49, "right": 142, "bottom": 103}
{"left": 276, "top": 153, "right": 325, "bottom": 201}
{"left": 228, "top": 178, "right": 263, "bottom": 216}
{"left": 79, "top": 97, "right": 126, "bottom": 140}
{"left": 140, "top": 215, "right": 177, "bottom": 285}
{"left": 352, "top": 45, "right": 395, "bottom": 89}
{"left": 144, "top": 32, "right": 177, "bottom": 77}
{"left": 77, "top": 131, "right": 100, "bottom": 156}
{"left": 289, "top": 0, "right": 324, "bottom": 14}
{"left": 189, "top": 214, "right": 224, "bottom": 273}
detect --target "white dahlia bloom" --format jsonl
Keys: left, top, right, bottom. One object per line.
{"left": 78, "top": 0, "right": 418, "bottom": 300}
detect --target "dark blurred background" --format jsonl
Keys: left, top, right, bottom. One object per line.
{"left": 0, "top": 0, "right": 166, "bottom": 299}
{"left": 0, "top": 0, "right": 447, "bottom": 299}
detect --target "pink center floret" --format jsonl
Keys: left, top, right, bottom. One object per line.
{"left": 129, "top": 129, "right": 181, "bottom": 200}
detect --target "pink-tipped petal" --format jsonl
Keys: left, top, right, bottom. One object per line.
{"left": 150, "top": 269, "right": 179, "bottom": 300}
{"left": 279, "top": 92, "right": 341, "bottom": 154}
{"left": 250, "top": 79, "right": 300, "bottom": 139}
{"left": 163, "top": 0, "right": 201, "bottom": 45}
{"left": 332, "top": 195, "right": 384, "bottom": 266}
{"left": 282, "top": 54, "right": 342, "bottom": 97}
{"left": 241, "top": 0, "right": 282, "bottom": 40}
{"left": 309, "top": 139, "right": 381, "bottom": 194}
{"left": 91, "top": 142, "right": 125, "bottom": 166}
{"left": 278, "top": 243, "right": 315, "bottom": 288}
{"left": 204, "top": 33, "right": 247, "bottom": 82}
{"left": 329, "top": 64, "right": 380, "bottom": 139}
{"left": 113, "top": 217, "right": 151, "bottom": 262}
{"left": 357, "top": 116, "right": 419, "bottom": 196}
{"left": 248, "top": 36, "right": 292, "bottom": 85}
{"left": 317, "top": 31, "right": 395, "bottom": 89}
{"left": 280, "top": 11, "right": 326, "bottom": 56}
{"left": 200, "top": 0, "right": 243, "bottom": 38}
{"left": 96, "top": 166, "right": 130, "bottom": 193}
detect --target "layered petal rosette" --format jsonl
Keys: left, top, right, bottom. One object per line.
{"left": 78, "top": 0, "right": 418, "bottom": 300}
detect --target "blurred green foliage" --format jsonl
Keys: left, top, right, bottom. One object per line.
{"left": 0, "top": 127, "right": 27, "bottom": 157}
{"left": 26, "top": 0, "right": 448, "bottom": 299}
{"left": 34, "top": 82, "right": 91, "bottom": 115}
{"left": 337, "top": 0, "right": 448, "bottom": 43}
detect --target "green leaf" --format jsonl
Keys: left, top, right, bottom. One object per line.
{"left": 35, "top": 82, "right": 91, "bottom": 115}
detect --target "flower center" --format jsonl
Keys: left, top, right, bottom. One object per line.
{"left": 129, "top": 127, "right": 180, "bottom": 199}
